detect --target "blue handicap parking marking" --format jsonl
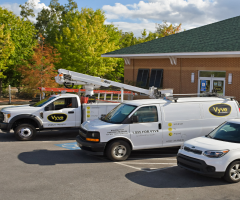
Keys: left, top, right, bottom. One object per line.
{"left": 55, "top": 142, "right": 81, "bottom": 150}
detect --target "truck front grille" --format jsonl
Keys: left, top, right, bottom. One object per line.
{"left": 0, "top": 112, "right": 4, "bottom": 122}
{"left": 184, "top": 146, "right": 202, "bottom": 155}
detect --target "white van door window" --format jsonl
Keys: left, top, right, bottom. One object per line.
{"left": 130, "top": 105, "right": 162, "bottom": 149}
{"left": 162, "top": 103, "right": 202, "bottom": 146}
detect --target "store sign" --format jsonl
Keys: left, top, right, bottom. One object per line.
{"left": 209, "top": 104, "right": 231, "bottom": 117}
{"left": 201, "top": 80, "right": 206, "bottom": 91}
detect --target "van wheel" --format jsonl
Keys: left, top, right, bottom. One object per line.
{"left": 106, "top": 140, "right": 131, "bottom": 161}
{"left": 14, "top": 124, "right": 36, "bottom": 141}
{"left": 224, "top": 161, "right": 240, "bottom": 183}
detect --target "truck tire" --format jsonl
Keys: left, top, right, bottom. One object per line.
{"left": 14, "top": 124, "right": 37, "bottom": 141}
{"left": 224, "top": 161, "right": 240, "bottom": 183}
{"left": 106, "top": 140, "right": 131, "bottom": 161}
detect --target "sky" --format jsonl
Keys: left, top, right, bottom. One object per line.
{"left": 1, "top": 0, "right": 240, "bottom": 37}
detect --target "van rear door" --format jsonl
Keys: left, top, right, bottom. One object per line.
{"left": 129, "top": 104, "right": 162, "bottom": 150}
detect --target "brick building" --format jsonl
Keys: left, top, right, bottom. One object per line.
{"left": 102, "top": 16, "right": 240, "bottom": 100}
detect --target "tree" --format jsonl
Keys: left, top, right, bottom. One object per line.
{"left": 18, "top": 35, "right": 59, "bottom": 96}
{"left": 19, "top": 0, "right": 36, "bottom": 20}
{"left": 0, "top": 7, "right": 37, "bottom": 95}
{"left": 0, "top": 25, "right": 15, "bottom": 77}
{"left": 54, "top": 8, "right": 119, "bottom": 77}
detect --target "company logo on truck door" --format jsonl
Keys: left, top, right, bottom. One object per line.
{"left": 47, "top": 113, "right": 68, "bottom": 122}
{"left": 209, "top": 104, "right": 231, "bottom": 117}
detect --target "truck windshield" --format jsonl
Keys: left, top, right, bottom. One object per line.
{"left": 101, "top": 104, "right": 136, "bottom": 124}
{"left": 207, "top": 122, "right": 240, "bottom": 143}
{"left": 32, "top": 96, "right": 56, "bottom": 107}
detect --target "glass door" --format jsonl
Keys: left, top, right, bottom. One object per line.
{"left": 198, "top": 76, "right": 225, "bottom": 96}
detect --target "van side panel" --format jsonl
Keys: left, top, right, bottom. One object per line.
{"left": 161, "top": 103, "right": 202, "bottom": 147}
{"left": 201, "top": 101, "right": 238, "bottom": 135}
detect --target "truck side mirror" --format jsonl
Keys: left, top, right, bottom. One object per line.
{"left": 44, "top": 106, "right": 50, "bottom": 111}
{"left": 132, "top": 116, "right": 138, "bottom": 123}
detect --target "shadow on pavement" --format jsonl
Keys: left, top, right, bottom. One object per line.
{"left": 125, "top": 166, "right": 227, "bottom": 188}
{"left": 0, "top": 129, "right": 79, "bottom": 142}
{"left": 18, "top": 149, "right": 107, "bottom": 165}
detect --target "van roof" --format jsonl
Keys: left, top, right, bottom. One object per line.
{"left": 124, "top": 97, "right": 233, "bottom": 106}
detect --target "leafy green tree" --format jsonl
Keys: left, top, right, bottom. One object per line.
{"left": 19, "top": 0, "right": 35, "bottom": 19}
{"left": 0, "top": 6, "right": 37, "bottom": 95}
{"left": 55, "top": 8, "right": 119, "bottom": 77}
{"left": 0, "top": 25, "right": 15, "bottom": 77}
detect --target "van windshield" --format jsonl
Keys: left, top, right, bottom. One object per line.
{"left": 101, "top": 104, "right": 136, "bottom": 124}
{"left": 207, "top": 122, "right": 240, "bottom": 143}
{"left": 32, "top": 96, "right": 56, "bottom": 107}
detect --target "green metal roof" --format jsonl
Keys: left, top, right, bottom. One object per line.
{"left": 104, "top": 16, "right": 240, "bottom": 55}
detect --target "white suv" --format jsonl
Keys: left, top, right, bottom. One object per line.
{"left": 177, "top": 119, "right": 240, "bottom": 183}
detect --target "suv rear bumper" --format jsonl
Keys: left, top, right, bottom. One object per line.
{"left": 76, "top": 135, "right": 106, "bottom": 155}
{"left": 177, "top": 153, "right": 225, "bottom": 178}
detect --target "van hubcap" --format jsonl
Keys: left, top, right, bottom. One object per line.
{"left": 230, "top": 164, "right": 240, "bottom": 180}
{"left": 19, "top": 128, "right": 32, "bottom": 138}
{"left": 113, "top": 145, "right": 126, "bottom": 158}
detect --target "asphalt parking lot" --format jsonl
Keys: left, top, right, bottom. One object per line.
{"left": 1, "top": 130, "right": 240, "bottom": 200}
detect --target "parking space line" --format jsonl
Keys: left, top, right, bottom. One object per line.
{"left": 114, "top": 162, "right": 142, "bottom": 171}
{"left": 146, "top": 166, "right": 177, "bottom": 173}
{"left": 121, "top": 163, "right": 177, "bottom": 164}
{"left": 128, "top": 158, "right": 176, "bottom": 160}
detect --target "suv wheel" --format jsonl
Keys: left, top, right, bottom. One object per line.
{"left": 14, "top": 124, "right": 36, "bottom": 141}
{"left": 106, "top": 140, "right": 131, "bottom": 161}
{"left": 224, "top": 161, "right": 240, "bottom": 183}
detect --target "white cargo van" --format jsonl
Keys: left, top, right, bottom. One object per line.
{"left": 76, "top": 97, "right": 240, "bottom": 161}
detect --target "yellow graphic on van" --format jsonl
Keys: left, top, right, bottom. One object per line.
{"left": 87, "top": 107, "right": 90, "bottom": 109}
{"left": 168, "top": 123, "right": 172, "bottom": 127}
{"left": 87, "top": 111, "right": 90, "bottom": 114}
{"left": 169, "top": 132, "right": 173, "bottom": 136}
{"left": 87, "top": 115, "right": 90, "bottom": 118}
{"left": 47, "top": 113, "right": 68, "bottom": 123}
{"left": 209, "top": 104, "right": 231, "bottom": 117}
{"left": 168, "top": 128, "right": 172, "bottom": 131}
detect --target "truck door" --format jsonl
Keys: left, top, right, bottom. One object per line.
{"left": 129, "top": 104, "right": 162, "bottom": 149}
{"left": 42, "top": 97, "right": 77, "bottom": 128}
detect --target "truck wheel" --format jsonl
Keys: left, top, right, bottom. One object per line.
{"left": 14, "top": 124, "right": 36, "bottom": 141}
{"left": 224, "top": 161, "right": 240, "bottom": 183}
{"left": 106, "top": 140, "right": 131, "bottom": 161}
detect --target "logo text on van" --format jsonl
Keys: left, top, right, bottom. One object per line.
{"left": 209, "top": 104, "right": 231, "bottom": 117}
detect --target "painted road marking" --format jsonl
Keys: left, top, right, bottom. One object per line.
{"left": 55, "top": 142, "right": 81, "bottom": 150}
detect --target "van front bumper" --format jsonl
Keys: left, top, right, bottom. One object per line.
{"left": 177, "top": 153, "right": 225, "bottom": 178}
{"left": 76, "top": 135, "right": 106, "bottom": 155}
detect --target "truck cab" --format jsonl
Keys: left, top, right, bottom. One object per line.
{"left": 0, "top": 94, "right": 81, "bottom": 140}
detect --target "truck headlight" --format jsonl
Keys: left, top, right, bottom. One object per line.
{"left": 86, "top": 131, "right": 100, "bottom": 142}
{"left": 203, "top": 150, "right": 229, "bottom": 158}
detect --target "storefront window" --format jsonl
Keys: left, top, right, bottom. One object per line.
{"left": 199, "top": 71, "right": 226, "bottom": 77}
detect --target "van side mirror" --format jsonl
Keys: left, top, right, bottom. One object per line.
{"left": 132, "top": 116, "right": 138, "bottom": 123}
{"left": 44, "top": 106, "right": 50, "bottom": 111}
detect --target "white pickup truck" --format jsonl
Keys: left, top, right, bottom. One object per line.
{"left": 0, "top": 94, "right": 118, "bottom": 141}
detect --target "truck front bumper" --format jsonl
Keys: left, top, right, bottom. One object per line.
{"left": 0, "top": 122, "right": 11, "bottom": 133}
{"left": 76, "top": 135, "right": 107, "bottom": 155}
{"left": 177, "top": 153, "right": 225, "bottom": 178}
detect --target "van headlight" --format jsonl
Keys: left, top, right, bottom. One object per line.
{"left": 203, "top": 150, "right": 229, "bottom": 158}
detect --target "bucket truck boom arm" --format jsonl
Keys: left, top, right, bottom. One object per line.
{"left": 55, "top": 69, "right": 168, "bottom": 99}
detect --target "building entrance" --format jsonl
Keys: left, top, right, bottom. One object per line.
{"left": 198, "top": 71, "right": 226, "bottom": 96}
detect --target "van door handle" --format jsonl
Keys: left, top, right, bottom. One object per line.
{"left": 68, "top": 111, "right": 74, "bottom": 114}
{"left": 158, "top": 123, "right": 161, "bottom": 129}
